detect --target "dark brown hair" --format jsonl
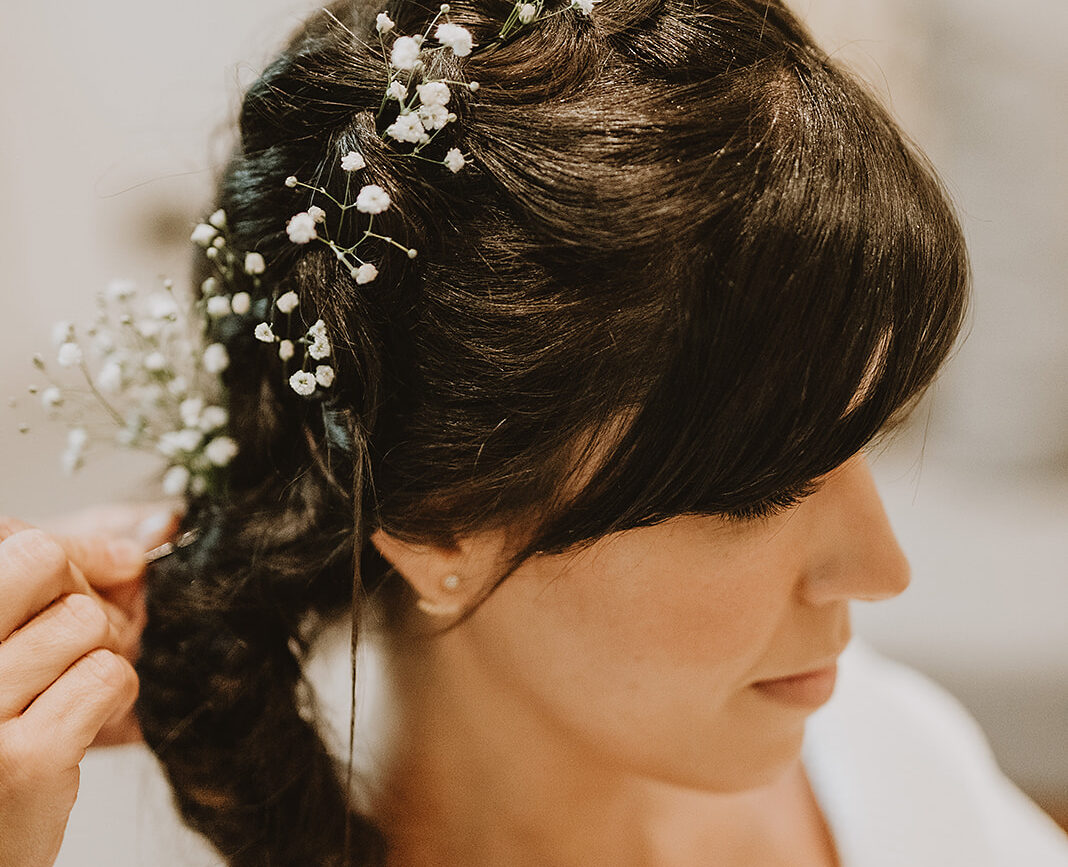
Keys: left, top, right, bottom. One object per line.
{"left": 135, "top": 0, "right": 969, "bottom": 863}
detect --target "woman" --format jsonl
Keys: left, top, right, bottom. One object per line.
{"left": 3, "top": 0, "right": 1066, "bottom": 864}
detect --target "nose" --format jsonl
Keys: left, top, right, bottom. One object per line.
{"left": 798, "top": 455, "right": 912, "bottom": 606}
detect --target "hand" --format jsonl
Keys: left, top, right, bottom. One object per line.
{"left": 0, "top": 507, "right": 177, "bottom": 867}
{"left": 40, "top": 503, "right": 181, "bottom": 746}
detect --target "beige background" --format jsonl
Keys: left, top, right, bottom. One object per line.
{"left": 0, "top": 0, "right": 1064, "bottom": 862}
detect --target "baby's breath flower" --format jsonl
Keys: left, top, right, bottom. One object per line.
{"left": 168, "top": 377, "right": 188, "bottom": 397}
{"left": 180, "top": 398, "right": 204, "bottom": 429}
{"left": 387, "top": 81, "right": 408, "bottom": 101}
{"left": 285, "top": 175, "right": 298, "bottom": 188}
{"left": 276, "top": 291, "right": 300, "bottom": 314}
{"left": 390, "top": 35, "right": 421, "bottom": 71}
{"left": 62, "top": 428, "right": 88, "bottom": 474}
{"left": 162, "top": 465, "right": 191, "bottom": 496}
{"left": 57, "top": 342, "right": 83, "bottom": 368}
{"left": 435, "top": 22, "right": 473, "bottom": 56}
{"left": 201, "top": 277, "right": 219, "bottom": 296}
{"left": 244, "top": 252, "right": 266, "bottom": 275}
{"left": 206, "top": 295, "right": 232, "bottom": 318}
{"left": 144, "top": 352, "right": 167, "bottom": 372}
{"left": 255, "top": 323, "right": 277, "bottom": 343}
{"left": 519, "top": 3, "right": 537, "bottom": 24}
{"left": 315, "top": 365, "right": 336, "bottom": 387}
{"left": 417, "top": 81, "right": 451, "bottom": 107}
{"left": 468, "top": 81, "right": 480, "bottom": 92}
{"left": 287, "top": 212, "right": 318, "bottom": 244}
{"left": 208, "top": 209, "right": 227, "bottom": 229}
{"left": 571, "top": 0, "right": 596, "bottom": 14}
{"left": 158, "top": 428, "right": 203, "bottom": 457}
{"left": 278, "top": 339, "right": 295, "bottom": 361}
{"left": 199, "top": 406, "right": 228, "bottom": 431}
{"left": 204, "top": 436, "right": 239, "bottom": 467}
{"left": 203, "top": 343, "right": 230, "bottom": 374}
{"left": 376, "top": 12, "right": 395, "bottom": 34}
{"left": 106, "top": 279, "right": 135, "bottom": 301}
{"left": 418, "top": 103, "right": 450, "bottom": 131}
{"left": 386, "top": 113, "right": 426, "bottom": 144}
{"left": 97, "top": 360, "right": 123, "bottom": 393}
{"left": 206, "top": 247, "right": 219, "bottom": 260}
{"left": 190, "top": 223, "right": 218, "bottom": 246}
{"left": 52, "top": 321, "right": 75, "bottom": 347}
{"left": 289, "top": 370, "right": 318, "bottom": 396}
{"left": 355, "top": 184, "right": 391, "bottom": 214}
{"left": 444, "top": 148, "right": 467, "bottom": 173}
{"left": 307, "top": 205, "right": 327, "bottom": 224}
{"left": 211, "top": 236, "right": 225, "bottom": 249}
{"left": 231, "top": 292, "right": 251, "bottom": 315}
{"left": 354, "top": 263, "right": 379, "bottom": 284}
{"left": 341, "top": 151, "right": 366, "bottom": 172}
{"left": 41, "top": 387, "right": 63, "bottom": 409}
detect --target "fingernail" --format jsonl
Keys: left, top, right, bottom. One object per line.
{"left": 136, "top": 511, "right": 174, "bottom": 548}
{"left": 108, "top": 537, "right": 146, "bottom": 573}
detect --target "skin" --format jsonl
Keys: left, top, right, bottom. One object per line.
{"left": 0, "top": 505, "right": 179, "bottom": 867}
{"left": 370, "top": 453, "right": 910, "bottom": 866}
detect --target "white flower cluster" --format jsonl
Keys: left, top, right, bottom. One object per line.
{"left": 25, "top": 250, "right": 243, "bottom": 495}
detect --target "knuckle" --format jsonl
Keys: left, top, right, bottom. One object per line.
{"left": 79, "top": 648, "right": 132, "bottom": 694}
{"left": 58, "top": 593, "right": 110, "bottom": 645}
{"left": 6, "top": 529, "right": 68, "bottom": 587}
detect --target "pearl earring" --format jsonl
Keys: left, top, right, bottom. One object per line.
{"left": 414, "top": 573, "right": 463, "bottom": 617}
{"left": 443, "top": 573, "right": 461, "bottom": 591}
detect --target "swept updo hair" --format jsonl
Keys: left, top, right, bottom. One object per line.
{"left": 135, "top": 0, "right": 969, "bottom": 863}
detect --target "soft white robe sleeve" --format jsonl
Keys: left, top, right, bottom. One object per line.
{"left": 803, "top": 640, "right": 1068, "bottom": 867}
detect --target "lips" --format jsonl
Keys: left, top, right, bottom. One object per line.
{"left": 752, "top": 663, "right": 838, "bottom": 708}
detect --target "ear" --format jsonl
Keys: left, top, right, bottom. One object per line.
{"left": 369, "top": 527, "right": 511, "bottom": 616}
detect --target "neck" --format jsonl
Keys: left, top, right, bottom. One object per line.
{"left": 365, "top": 625, "right": 829, "bottom": 867}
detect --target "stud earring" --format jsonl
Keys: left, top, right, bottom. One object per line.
{"left": 442, "top": 573, "right": 460, "bottom": 591}
{"left": 415, "top": 573, "right": 463, "bottom": 617}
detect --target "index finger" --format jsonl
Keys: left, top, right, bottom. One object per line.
{"left": 0, "top": 527, "right": 89, "bottom": 639}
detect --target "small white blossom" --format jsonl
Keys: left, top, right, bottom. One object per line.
{"left": 203, "top": 343, "right": 230, "bottom": 374}
{"left": 387, "top": 81, "right": 407, "bottom": 101}
{"left": 315, "top": 365, "right": 335, "bottom": 387}
{"left": 354, "top": 263, "right": 379, "bottom": 284}
{"left": 57, "top": 342, "right": 83, "bottom": 368}
{"left": 206, "top": 247, "right": 219, "bottom": 260}
{"left": 52, "top": 321, "right": 75, "bottom": 347}
{"left": 62, "top": 428, "right": 89, "bottom": 474}
{"left": 390, "top": 35, "right": 421, "bottom": 70}
{"left": 289, "top": 370, "right": 318, "bottom": 396}
{"left": 434, "top": 22, "right": 473, "bottom": 56}
{"left": 168, "top": 377, "right": 188, "bottom": 397}
{"left": 418, "top": 103, "right": 450, "bottom": 130}
{"left": 417, "top": 81, "right": 451, "bottom": 107}
{"left": 278, "top": 339, "right": 295, "bottom": 361}
{"left": 309, "top": 338, "right": 331, "bottom": 360}
{"left": 341, "top": 151, "right": 366, "bottom": 171}
{"left": 286, "top": 212, "right": 318, "bottom": 244}
{"left": 204, "top": 436, "right": 239, "bottom": 467}
{"left": 97, "top": 361, "right": 124, "bottom": 393}
{"left": 386, "top": 112, "right": 426, "bottom": 144}
{"left": 307, "top": 205, "right": 327, "bottom": 224}
{"left": 444, "top": 148, "right": 467, "bottom": 173}
{"left": 201, "top": 277, "right": 219, "bottom": 296}
{"left": 519, "top": 3, "right": 537, "bottom": 23}
{"left": 285, "top": 175, "right": 298, "bottom": 188}
{"left": 231, "top": 292, "right": 251, "bottom": 315}
{"left": 180, "top": 398, "right": 204, "bottom": 428}
{"left": 255, "top": 322, "right": 277, "bottom": 343}
{"left": 144, "top": 351, "right": 167, "bottom": 372}
{"left": 106, "top": 279, "right": 136, "bottom": 301}
{"left": 136, "top": 318, "right": 161, "bottom": 339}
{"left": 162, "top": 465, "right": 191, "bottom": 496}
{"left": 199, "top": 406, "right": 228, "bottom": 431}
{"left": 468, "top": 81, "right": 480, "bottom": 92}
{"left": 148, "top": 293, "right": 179, "bottom": 321}
{"left": 41, "top": 387, "right": 63, "bottom": 409}
{"left": 207, "top": 295, "right": 232, "bottom": 317}
{"left": 158, "top": 428, "right": 203, "bottom": 457}
{"left": 376, "top": 11, "right": 395, "bottom": 33}
{"left": 571, "top": 0, "right": 595, "bottom": 14}
{"left": 276, "top": 291, "right": 300, "bottom": 314}
{"left": 244, "top": 252, "right": 266, "bottom": 275}
{"left": 190, "top": 476, "right": 208, "bottom": 496}
{"left": 208, "top": 209, "right": 227, "bottom": 229}
{"left": 190, "top": 223, "right": 218, "bottom": 246}
{"left": 355, "top": 184, "right": 391, "bottom": 214}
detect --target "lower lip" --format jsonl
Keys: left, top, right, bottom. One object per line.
{"left": 752, "top": 664, "right": 838, "bottom": 708}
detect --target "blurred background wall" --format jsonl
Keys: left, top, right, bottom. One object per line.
{"left": 0, "top": 0, "right": 1064, "bottom": 862}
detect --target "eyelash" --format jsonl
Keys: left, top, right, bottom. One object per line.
{"left": 721, "top": 481, "right": 820, "bottom": 523}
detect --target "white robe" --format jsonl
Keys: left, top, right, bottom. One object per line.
{"left": 56, "top": 639, "right": 1068, "bottom": 866}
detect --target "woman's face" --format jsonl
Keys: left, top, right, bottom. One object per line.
{"left": 404, "top": 452, "right": 910, "bottom": 793}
